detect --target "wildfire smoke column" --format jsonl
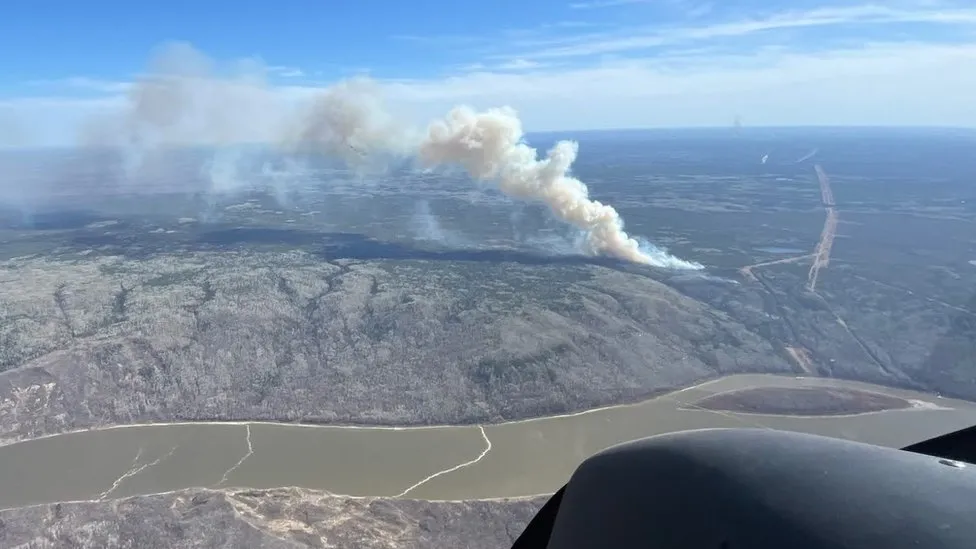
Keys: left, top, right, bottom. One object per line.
{"left": 416, "top": 106, "right": 653, "bottom": 264}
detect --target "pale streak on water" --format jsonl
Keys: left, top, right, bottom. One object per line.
{"left": 0, "top": 374, "right": 974, "bottom": 510}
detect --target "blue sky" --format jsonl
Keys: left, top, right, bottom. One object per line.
{"left": 2, "top": 0, "right": 976, "bottom": 146}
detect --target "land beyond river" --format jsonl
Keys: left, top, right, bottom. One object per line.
{"left": 2, "top": 128, "right": 975, "bottom": 547}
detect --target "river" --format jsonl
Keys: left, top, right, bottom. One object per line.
{"left": 1, "top": 374, "right": 974, "bottom": 510}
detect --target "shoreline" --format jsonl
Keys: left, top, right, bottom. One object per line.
{"left": 678, "top": 401, "right": 952, "bottom": 420}
{"left": 0, "top": 484, "right": 552, "bottom": 514}
{"left": 0, "top": 372, "right": 956, "bottom": 450}
{"left": 0, "top": 374, "right": 970, "bottom": 512}
{"left": 678, "top": 385, "right": 951, "bottom": 419}
{"left": 0, "top": 373, "right": 734, "bottom": 449}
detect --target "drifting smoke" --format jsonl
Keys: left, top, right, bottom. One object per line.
{"left": 261, "top": 156, "right": 307, "bottom": 206}
{"left": 80, "top": 42, "right": 290, "bottom": 195}
{"left": 284, "top": 78, "right": 415, "bottom": 172}
{"left": 5, "top": 42, "right": 702, "bottom": 269}
{"left": 117, "top": 43, "right": 284, "bottom": 150}
{"left": 415, "top": 106, "right": 699, "bottom": 267}
{"left": 411, "top": 199, "right": 472, "bottom": 247}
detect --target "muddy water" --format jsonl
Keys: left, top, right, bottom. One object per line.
{"left": 1, "top": 374, "right": 973, "bottom": 509}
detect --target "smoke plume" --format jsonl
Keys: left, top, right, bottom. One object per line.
{"left": 415, "top": 106, "right": 696, "bottom": 266}
{"left": 410, "top": 199, "right": 472, "bottom": 247}
{"left": 9, "top": 42, "right": 703, "bottom": 269}
{"left": 284, "top": 78, "right": 415, "bottom": 171}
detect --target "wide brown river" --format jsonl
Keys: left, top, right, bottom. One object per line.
{"left": 1, "top": 374, "right": 974, "bottom": 509}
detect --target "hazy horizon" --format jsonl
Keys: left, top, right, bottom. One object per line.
{"left": 3, "top": 124, "right": 975, "bottom": 153}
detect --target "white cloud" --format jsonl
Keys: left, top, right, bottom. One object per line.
{"left": 459, "top": 58, "right": 552, "bottom": 73}
{"left": 267, "top": 65, "right": 305, "bottom": 78}
{"left": 496, "top": 59, "right": 548, "bottom": 70}
{"left": 378, "top": 41, "right": 976, "bottom": 130}
{"left": 503, "top": 5, "right": 976, "bottom": 60}
{"left": 25, "top": 77, "right": 133, "bottom": 94}
{"left": 2, "top": 11, "right": 976, "bottom": 149}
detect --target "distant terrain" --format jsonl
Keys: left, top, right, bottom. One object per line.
{"left": 691, "top": 386, "right": 912, "bottom": 416}
{"left": 1, "top": 128, "right": 975, "bottom": 546}
{"left": 1, "top": 128, "right": 974, "bottom": 444}
{"left": 0, "top": 487, "right": 543, "bottom": 548}
{"left": 0, "top": 248, "right": 790, "bottom": 445}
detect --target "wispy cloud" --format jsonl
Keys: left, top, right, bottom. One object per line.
{"left": 569, "top": 0, "right": 653, "bottom": 9}
{"left": 3, "top": 3, "right": 976, "bottom": 148}
{"left": 378, "top": 39, "right": 976, "bottom": 131}
{"left": 459, "top": 58, "right": 552, "bottom": 73}
{"left": 267, "top": 65, "right": 305, "bottom": 78}
{"left": 683, "top": 2, "right": 714, "bottom": 19}
{"left": 391, "top": 21, "right": 598, "bottom": 55}
{"left": 507, "top": 5, "right": 976, "bottom": 60}
{"left": 378, "top": 3, "right": 976, "bottom": 70}
{"left": 570, "top": 0, "right": 713, "bottom": 17}
{"left": 496, "top": 59, "right": 548, "bottom": 70}
{"left": 390, "top": 33, "right": 487, "bottom": 46}
{"left": 26, "top": 76, "right": 132, "bottom": 94}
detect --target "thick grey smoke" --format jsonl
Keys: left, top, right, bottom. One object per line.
{"left": 117, "top": 43, "right": 284, "bottom": 149}
{"left": 285, "top": 90, "right": 700, "bottom": 267}
{"left": 82, "top": 42, "right": 289, "bottom": 198}
{"left": 13, "top": 42, "right": 702, "bottom": 268}
{"left": 283, "top": 78, "right": 415, "bottom": 171}
{"left": 415, "top": 106, "right": 700, "bottom": 268}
